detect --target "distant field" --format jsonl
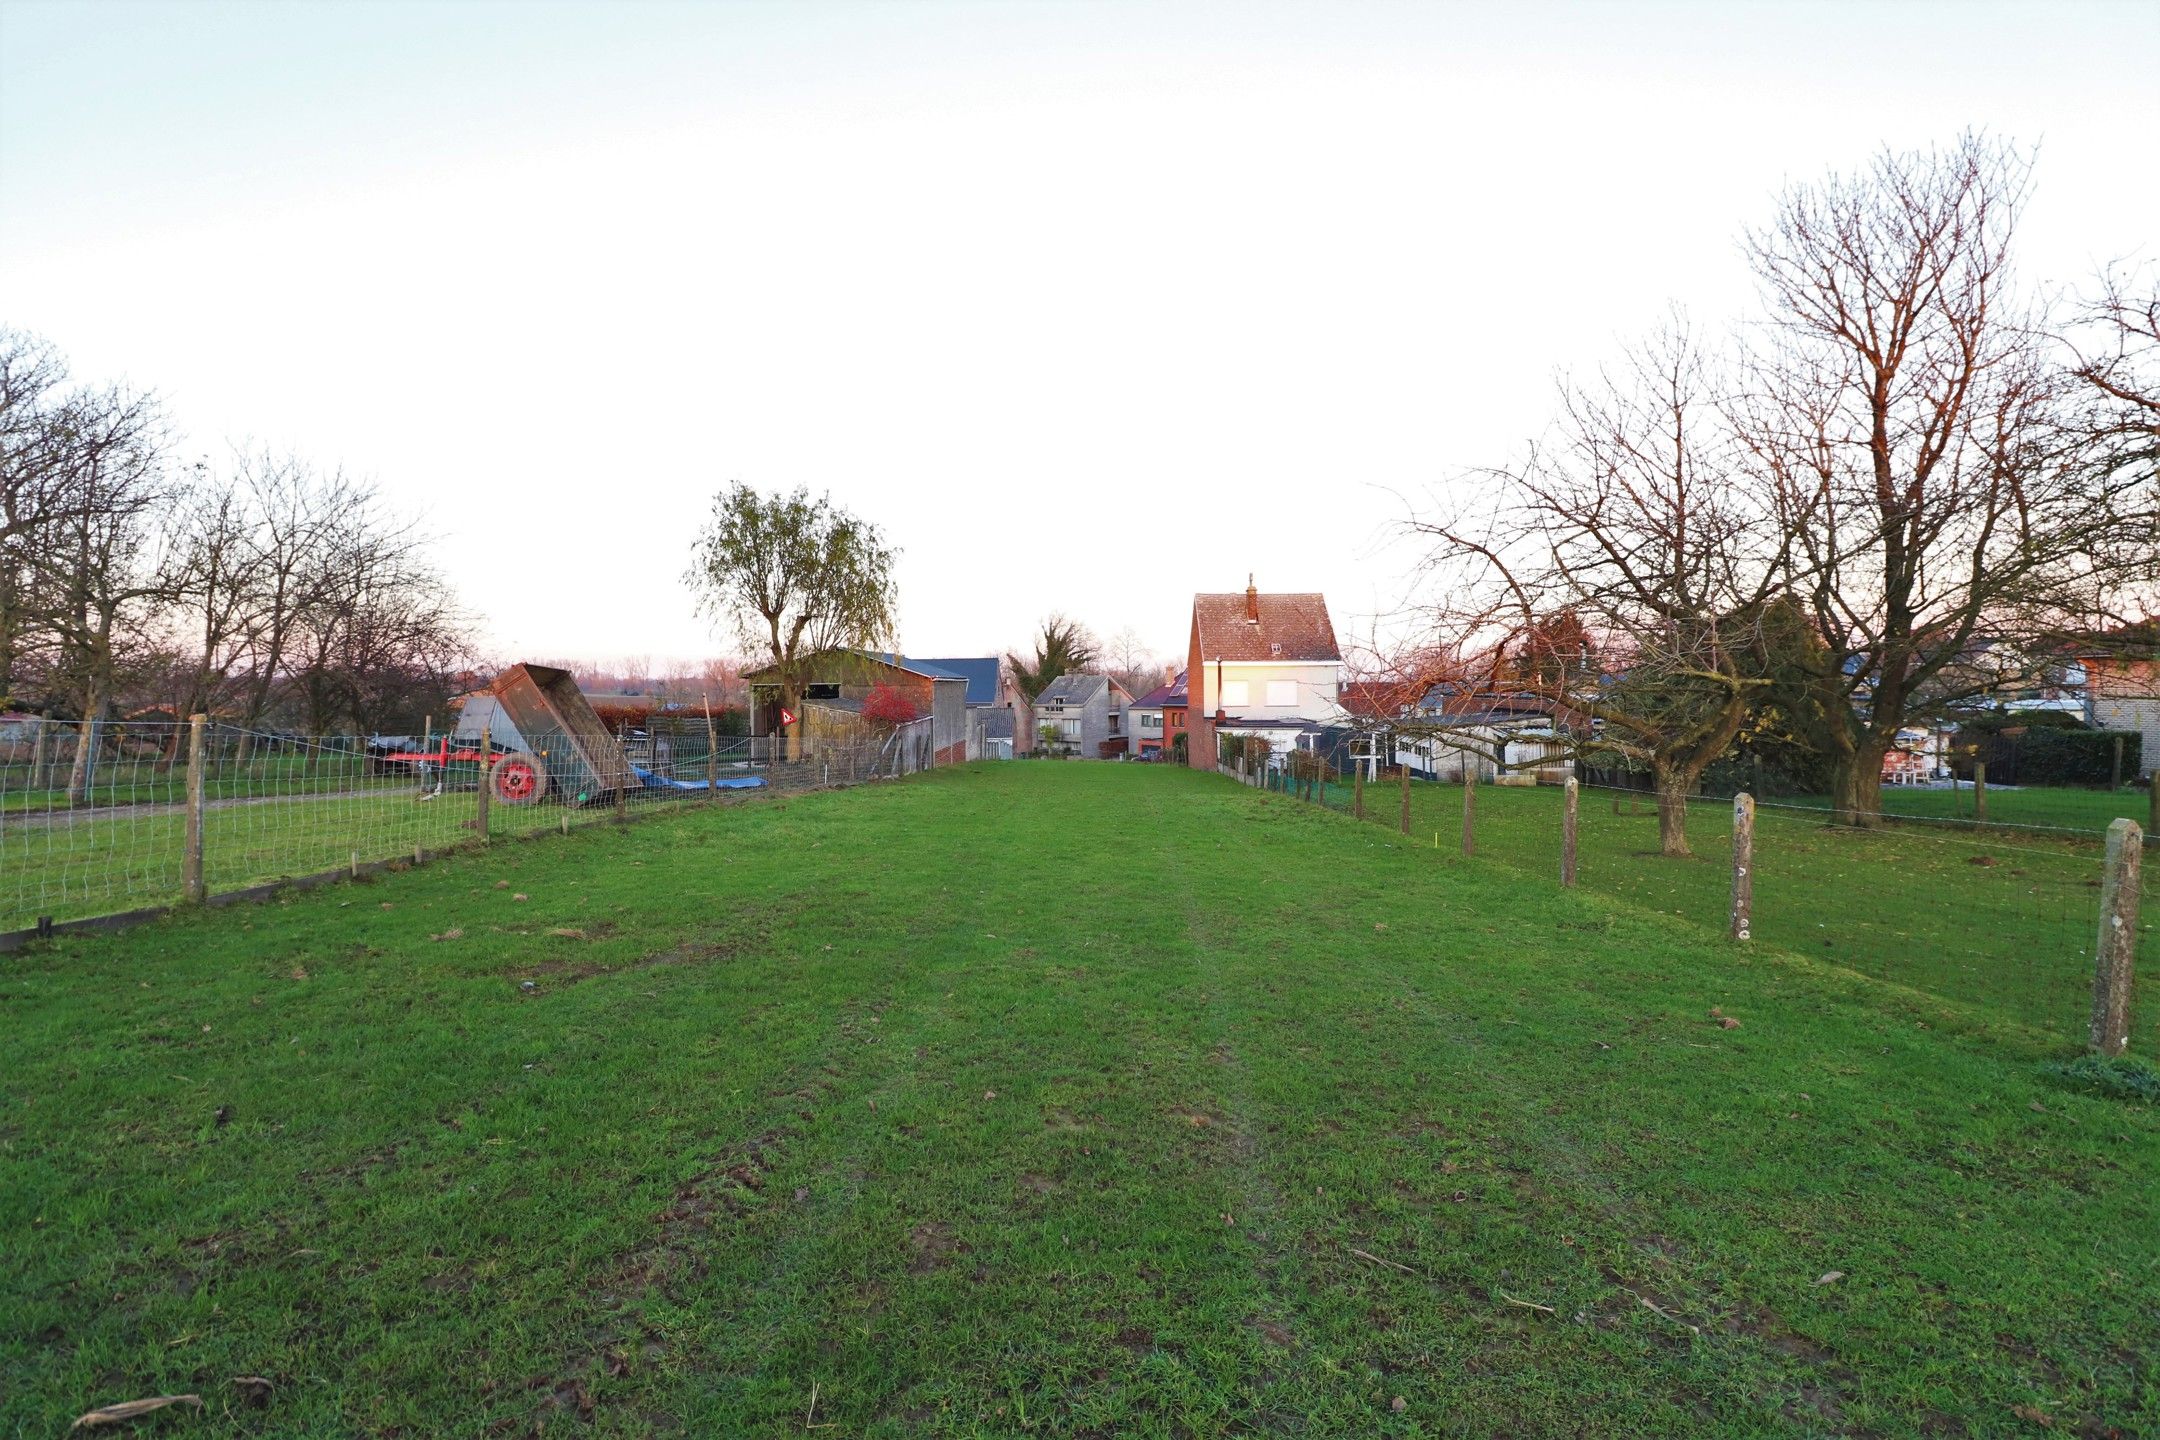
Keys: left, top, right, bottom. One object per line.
{"left": 1317, "top": 776, "right": 2148, "bottom": 1047}
{"left": 3, "top": 763, "right": 2153, "bottom": 1437}
{"left": 1782, "top": 781, "right": 2149, "bottom": 835}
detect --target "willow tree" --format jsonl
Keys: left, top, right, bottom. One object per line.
{"left": 686, "top": 483, "right": 898, "bottom": 762}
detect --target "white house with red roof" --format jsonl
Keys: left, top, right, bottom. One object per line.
{"left": 1183, "top": 579, "right": 1346, "bottom": 767}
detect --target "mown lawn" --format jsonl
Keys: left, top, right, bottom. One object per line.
{"left": 2, "top": 763, "right": 2154, "bottom": 1437}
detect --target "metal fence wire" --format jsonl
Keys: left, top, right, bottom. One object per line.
{"left": 1224, "top": 753, "right": 2150, "bottom": 1054}
{"left": 0, "top": 713, "right": 938, "bottom": 937}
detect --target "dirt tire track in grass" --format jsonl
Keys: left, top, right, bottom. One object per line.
{"left": 1148, "top": 781, "right": 1334, "bottom": 1420}
{"left": 515, "top": 886, "right": 911, "bottom": 1433}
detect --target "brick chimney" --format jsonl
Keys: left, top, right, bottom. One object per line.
{"left": 1245, "top": 574, "right": 1260, "bottom": 622}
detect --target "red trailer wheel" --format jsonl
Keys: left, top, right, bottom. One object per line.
{"left": 492, "top": 752, "right": 549, "bottom": 805}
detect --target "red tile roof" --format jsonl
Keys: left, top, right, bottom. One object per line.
{"left": 1339, "top": 679, "right": 1425, "bottom": 719}
{"left": 1192, "top": 591, "right": 1341, "bottom": 664}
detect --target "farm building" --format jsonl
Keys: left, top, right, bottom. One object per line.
{"left": 742, "top": 650, "right": 970, "bottom": 766}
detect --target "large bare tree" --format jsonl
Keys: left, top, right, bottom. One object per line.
{"left": 26, "top": 380, "right": 173, "bottom": 800}
{"left": 1414, "top": 318, "right": 1806, "bottom": 854}
{"left": 1741, "top": 134, "right": 2146, "bottom": 822}
{"left": 0, "top": 329, "right": 75, "bottom": 704}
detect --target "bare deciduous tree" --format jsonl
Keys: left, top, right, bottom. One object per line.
{"left": 1413, "top": 318, "right": 1804, "bottom": 854}
{"left": 1741, "top": 134, "right": 2146, "bottom": 821}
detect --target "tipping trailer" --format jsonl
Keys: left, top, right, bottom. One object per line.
{"left": 380, "top": 663, "right": 762, "bottom": 803}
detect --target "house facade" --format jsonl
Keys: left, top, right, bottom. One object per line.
{"left": 1183, "top": 581, "right": 1345, "bottom": 767}
{"left": 1393, "top": 686, "right": 1575, "bottom": 782}
{"left": 1129, "top": 679, "right": 1175, "bottom": 758}
{"left": 2081, "top": 626, "right": 2159, "bottom": 779}
{"left": 1032, "top": 673, "right": 1134, "bottom": 758}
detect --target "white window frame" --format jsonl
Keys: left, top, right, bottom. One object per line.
{"left": 1265, "top": 679, "right": 1297, "bottom": 707}
{"left": 1222, "top": 680, "right": 1250, "bottom": 707}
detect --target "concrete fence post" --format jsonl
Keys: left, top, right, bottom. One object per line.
{"left": 1561, "top": 776, "right": 1578, "bottom": 888}
{"left": 1398, "top": 762, "right": 1410, "bottom": 836}
{"left": 1462, "top": 762, "right": 1477, "bottom": 857}
{"left": 474, "top": 724, "right": 492, "bottom": 841}
{"left": 2110, "top": 734, "right": 2124, "bottom": 791}
{"left": 1729, "top": 792, "right": 1755, "bottom": 941}
{"left": 2150, "top": 769, "right": 2158, "bottom": 837}
{"left": 182, "top": 713, "right": 207, "bottom": 904}
{"left": 1353, "top": 758, "right": 1365, "bottom": 821}
{"left": 1974, "top": 760, "right": 1988, "bottom": 822}
{"left": 2090, "top": 817, "right": 2143, "bottom": 1056}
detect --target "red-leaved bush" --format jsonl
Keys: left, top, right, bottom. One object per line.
{"left": 862, "top": 682, "right": 920, "bottom": 727}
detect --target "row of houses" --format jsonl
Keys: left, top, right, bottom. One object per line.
{"left": 715, "top": 588, "right": 2160, "bottom": 783}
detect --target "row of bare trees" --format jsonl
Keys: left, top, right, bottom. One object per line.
{"left": 1404, "top": 135, "right": 2159, "bottom": 853}
{"left": 0, "top": 330, "right": 473, "bottom": 793}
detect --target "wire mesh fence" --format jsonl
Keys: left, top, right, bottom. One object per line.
{"left": 1222, "top": 752, "right": 2150, "bottom": 1053}
{"left": 1, "top": 713, "right": 938, "bottom": 937}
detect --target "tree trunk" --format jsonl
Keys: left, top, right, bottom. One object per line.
{"left": 782, "top": 684, "right": 803, "bottom": 764}
{"left": 1652, "top": 758, "right": 1692, "bottom": 858}
{"left": 1829, "top": 745, "right": 1887, "bottom": 827}
{"left": 66, "top": 687, "right": 102, "bottom": 806}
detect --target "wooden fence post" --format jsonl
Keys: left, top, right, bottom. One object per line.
{"left": 1561, "top": 775, "right": 1578, "bottom": 888}
{"left": 1398, "top": 763, "right": 1410, "bottom": 836}
{"left": 1729, "top": 792, "right": 1754, "bottom": 941}
{"left": 2150, "top": 769, "right": 2158, "bottom": 837}
{"left": 1462, "top": 761, "right": 1477, "bottom": 857}
{"left": 474, "top": 723, "right": 492, "bottom": 841}
{"left": 1974, "top": 760, "right": 1987, "bottom": 822}
{"left": 29, "top": 709, "right": 52, "bottom": 791}
{"left": 182, "top": 713, "right": 207, "bottom": 904}
{"left": 1353, "top": 759, "right": 1365, "bottom": 821}
{"left": 2110, "top": 734, "right": 2124, "bottom": 791}
{"left": 2089, "top": 818, "right": 2143, "bottom": 1056}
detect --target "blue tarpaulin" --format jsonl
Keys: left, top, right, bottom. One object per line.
{"left": 632, "top": 766, "right": 766, "bottom": 792}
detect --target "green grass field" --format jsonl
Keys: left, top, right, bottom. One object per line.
{"left": 1787, "top": 781, "right": 2151, "bottom": 835}
{"left": 1290, "top": 773, "right": 2149, "bottom": 1049}
{"left": 2, "top": 785, "right": 696, "bottom": 932}
{"left": 3, "top": 763, "right": 2153, "bottom": 1436}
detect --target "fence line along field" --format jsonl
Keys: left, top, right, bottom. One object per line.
{"left": 4, "top": 762, "right": 2153, "bottom": 1437}
{"left": 1242, "top": 760, "right": 2151, "bottom": 1054}
{"left": 0, "top": 709, "right": 937, "bottom": 936}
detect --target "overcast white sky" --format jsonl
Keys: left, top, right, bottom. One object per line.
{"left": 3, "top": 0, "right": 2155, "bottom": 670}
